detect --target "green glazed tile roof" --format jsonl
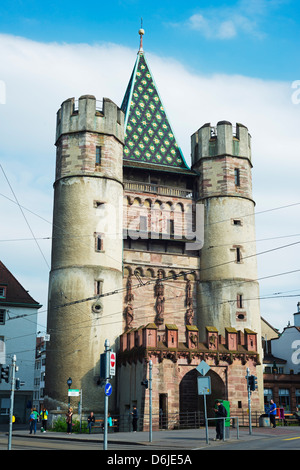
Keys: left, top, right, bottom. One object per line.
{"left": 121, "top": 51, "right": 189, "bottom": 170}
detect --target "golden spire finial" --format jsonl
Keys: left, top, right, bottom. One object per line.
{"left": 138, "top": 18, "right": 145, "bottom": 53}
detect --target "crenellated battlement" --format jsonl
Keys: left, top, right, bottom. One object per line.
{"left": 56, "top": 95, "right": 124, "bottom": 144}
{"left": 191, "top": 121, "right": 251, "bottom": 166}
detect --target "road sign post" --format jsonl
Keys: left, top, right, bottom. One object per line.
{"left": 110, "top": 351, "right": 116, "bottom": 377}
{"left": 196, "top": 361, "right": 211, "bottom": 445}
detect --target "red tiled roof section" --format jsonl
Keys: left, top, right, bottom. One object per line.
{"left": 0, "top": 261, "right": 41, "bottom": 307}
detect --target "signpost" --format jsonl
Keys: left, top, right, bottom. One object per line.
{"left": 110, "top": 352, "right": 116, "bottom": 377}
{"left": 196, "top": 360, "right": 211, "bottom": 444}
{"left": 101, "top": 340, "right": 116, "bottom": 450}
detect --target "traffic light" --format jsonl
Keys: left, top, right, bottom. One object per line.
{"left": 15, "top": 379, "right": 20, "bottom": 390}
{"left": 248, "top": 375, "right": 258, "bottom": 391}
{"left": 0, "top": 364, "right": 10, "bottom": 383}
{"left": 141, "top": 379, "right": 148, "bottom": 389}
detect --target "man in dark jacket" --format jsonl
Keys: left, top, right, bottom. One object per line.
{"left": 131, "top": 406, "right": 139, "bottom": 432}
{"left": 214, "top": 401, "right": 227, "bottom": 440}
{"left": 87, "top": 411, "right": 95, "bottom": 434}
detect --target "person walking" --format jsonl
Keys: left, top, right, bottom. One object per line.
{"left": 214, "top": 401, "right": 227, "bottom": 440}
{"left": 131, "top": 406, "right": 139, "bottom": 432}
{"left": 87, "top": 411, "right": 95, "bottom": 434}
{"left": 66, "top": 407, "right": 73, "bottom": 434}
{"left": 40, "top": 407, "right": 48, "bottom": 432}
{"left": 29, "top": 408, "right": 39, "bottom": 434}
{"left": 269, "top": 399, "right": 277, "bottom": 428}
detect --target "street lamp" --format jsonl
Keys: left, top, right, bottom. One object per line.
{"left": 67, "top": 377, "right": 72, "bottom": 407}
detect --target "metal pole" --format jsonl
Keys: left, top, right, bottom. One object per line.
{"left": 149, "top": 360, "right": 152, "bottom": 442}
{"left": 8, "top": 355, "right": 16, "bottom": 451}
{"left": 103, "top": 339, "right": 110, "bottom": 451}
{"left": 246, "top": 367, "right": 252, "bottom": 435}
{"left": 79, "top": 389, "right": 82, "bottom": 433}
{"left": 204, "top": 394, "right": 209, "bottom": 444}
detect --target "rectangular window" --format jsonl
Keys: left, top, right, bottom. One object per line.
{"left": 95, "top": 280, "right": 102, "bottom": 296}
{"left": 279, "top": 389, "right": 290, "bottom": 411}
{"left": 0, "top": 287, "right": 6, "bottom": 298}
{"left": 237, "top": 294, "right": 243, "bottom": 309}
{"left": 96, "top": 146, "right": 102, "bottom": 165}
{"left": 94, "top": 233, "right": 103, "bottom": 252}
{"left": 234, "top": 168, "right": 240, "bottom": 186}
{"left": 233, "top": 219, "right": 242, "bottom": 226}
{"left": 236, "top": 247, "right": 241, "bottom": 263}
{"left": 140, "top": 215, "right": 148, "bottom": 232}
{"left": 0, "top": 310, "right": 6, "bottom": 325}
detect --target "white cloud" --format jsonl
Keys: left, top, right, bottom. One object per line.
{"left": 177, "top": 0, "right": 286, "bottom": 39}
{"left": 0, "top": 33, "right": 299, "bottom": 333}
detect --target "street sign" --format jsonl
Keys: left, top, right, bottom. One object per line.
{"left": 68, "top": 389, "right": 80, "bottom": 396}
{"left": 105, "top": 383, "right": 112, "bottom": 396}
{"left": 110, "top": 351, "right": 116, "bottom": 377}
{"left": 197, "top": 376, "right": 211, "bottom": 395}
{"left": 196, "top": 360, "right": 210, "bottom": 376}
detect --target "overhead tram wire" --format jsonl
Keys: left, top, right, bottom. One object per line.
{"left": 0, "top": 164, "right": 50, "bottom": 270}
{"left": 1, "top": 189, "right": 300, "bottom": 253}
{"left": 53, "top": 237, "right": 300, "bottom": 310}
{"left": 1, "top": 177, "right": 299, "bottom": 311}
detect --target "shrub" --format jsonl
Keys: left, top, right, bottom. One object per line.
{"left": 52, "top": 416, "right": 88, "bottom": 434}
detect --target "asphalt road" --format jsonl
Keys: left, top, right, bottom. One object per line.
{"left": 0, "top": 424, "right": 299, "bottom": 455}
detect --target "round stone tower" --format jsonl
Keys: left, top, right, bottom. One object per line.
{"left": 191, "top": 120, "right": 262, "bottom": 339}
{"left": 45, "top": 95, "right": 124, "bottom": 412}
{"left": 191, "top": 121, "right": 263, "bottom": 406}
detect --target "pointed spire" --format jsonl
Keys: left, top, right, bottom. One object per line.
{"left": 138, "top": 19, "right": 145, "bottom": 54}
{"left": 121, "top": 27, "right": 190, "bottom": 170}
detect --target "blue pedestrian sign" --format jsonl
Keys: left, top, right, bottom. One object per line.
{"left": 105, "top": 383, "right": 112, "bottom": 396}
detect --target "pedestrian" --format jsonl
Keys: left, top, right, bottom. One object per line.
{"left": 269, "top": 399, "right": 277, "bottom": 428}
{"left": 40, "top": 406, "right": 48, "bottom": 432}
{"left": 293, "top": 406, "right": 300, "bottom": 423}
{"left": 29, "top": 407, "right": 39, "bottom": 434}
{"left": 87, "top": 411, "right": 95, "bottom": 434}
{"left": 214, "top": 400, "right": 227, "bottom": 440}
{"left": 66, "top": 406, "right": 73, "bottom": 434}
{"left": 108, "top": 412, "right": 113, "bottom": 427}
{"left": 131, "top": 405, "right": 139, "bottom": 432}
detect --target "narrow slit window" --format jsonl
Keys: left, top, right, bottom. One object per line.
{"left": 96, "top": 146, "right": 102, "bottom": 165}
{"left": 237, "top": 294, "right": 243, "bottom": 308}
{"left": 95, "top": 233, "right": 103, "bottom": 252}
{"left": 234, "top": 168, "right": 240, "bottom": 186}
{"left": 236, "top": 247, "right": 241, "bottom": 263}
{"left": 95, "top": 281, "right": 102, "bottom": 295}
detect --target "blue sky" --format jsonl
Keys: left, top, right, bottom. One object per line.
{"left": 0, "top": 0, "right": 300, "bottom": 333}
{"left": 0, "top": 0, "right": 300, "bottom": 79}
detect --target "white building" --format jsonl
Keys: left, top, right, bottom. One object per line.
{"left": 33, "top": 337, "right": 46, "bottom": 412}
{"left": 0, "top": 261, "right": 41, "bottom": 423}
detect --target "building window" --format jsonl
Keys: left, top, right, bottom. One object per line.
{"left": 237, "top": 294, "right": 243, "bottom": 309}
{"left": 279, "top": 389, "right": 290, "bottom": 411}
{"left": 96, "top": 146, "right": 102, "bottom": 165}
{"left": 233, "top": 219, "right": 242, "bottom": 226}
{"left": 0, "top": 310, "right": 6, "bottom": 325}
{"left": 95, "top": 280, "right": 102, "bottom": 296}
{"left": 234, "top": 168, "right": 240, "bottom": 186}
{"left": 0, "top": 287, "right": 6, "bottom": 299}
{"left": 296, "top": 389, "right": 300, "bottom": 407}
{"left": 95, "top": 233, "right": 103, "bottom": 252}
{"left": 140, "top": 215, "right": 148, "bottom": 233}
{"left": 236, "top": 247, "right": 242, "bottom": 263}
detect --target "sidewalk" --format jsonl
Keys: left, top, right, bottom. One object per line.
{"left": 5, "top": 424, "right": 300, "bottom": 450}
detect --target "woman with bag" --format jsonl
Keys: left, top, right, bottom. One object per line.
{"left": 66, "top": 407, "right": 73, "bottom": 434}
